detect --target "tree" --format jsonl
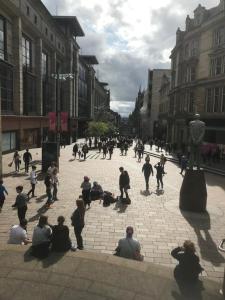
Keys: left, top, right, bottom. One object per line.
{"left": 87, "top": 121, "right": 109, "bottom": 137}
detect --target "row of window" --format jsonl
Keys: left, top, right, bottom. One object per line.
{"left": 213, "top": 27, "right": 225, "bottom": 46}
{"left": 205, "top": 87, "right": 225, "bottom": 113}
{"left": 78, "top": 80, "right": 87, "bottom": 99}
{"left": 210, "top": 56, "right": 225, "bottom": 76}
{"left": 26, "top": 5, "right": 64, "bottom": 52}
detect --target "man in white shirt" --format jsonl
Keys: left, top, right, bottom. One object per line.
{"left": 8, "top": 219, "right": 30, "bottom": 245}
{"left": 115, "top": 226, "right": 142, "bottom": 260}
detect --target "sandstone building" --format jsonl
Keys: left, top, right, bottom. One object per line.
{"left": 169, "top": 0, "right": 225, "bottom": 147}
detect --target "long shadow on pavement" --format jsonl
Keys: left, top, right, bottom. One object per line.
{"left": 181, "top": 210, "right": 225, "bottom": 267}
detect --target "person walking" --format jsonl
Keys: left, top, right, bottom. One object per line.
{"left": 160, "top": 153, "right": 167, "bottom": 172}
{"left": 44, "top": 173, "right": 53, "bottom": 208}
{"left": 81, "top": 176, "right": 91, "bottom": 209}
{"left": 108, "top": 144, "right": 113, "bottom": 159}
{"left": 82, "top": 144, "right": 89, "bottom": 160}
{"left": 13, "top": 186, "right": 29, "bottom": 222}
{"left": 13, "top": 150, "right": 21, "bottom": 173}
{"left": 102, "top": 143, "right": 107, "bottom": 159}
{"left": 73, "top": 143, "right": 78, "bottom": 159}
{"left": 71, "top": 199, "right": 85, "bottom": 250}
{"left": 52, "top": 168, "right": 59, "bottom": 201}
{"left": 137, "top": 143, "right": 142, "bottom": 162}
{"left": 142, "top": 159, "right": 154, "bottom": 191}
{"left": 180, "top": 155, "right": 188, "bottom": 175}
{"left": 27, "top": 165, "right": 37, "bottom": 199}
{"left": 154, "top": 162, "right": 164, "bottom": 190}
{"left": 23, "top": 149, "right": 32, "bottom": 174}
{"left": 119, "top": 167, "right": 130, "bottom": 200}
{"left": 0, "top": 179, "right": 8, "bottom": 212}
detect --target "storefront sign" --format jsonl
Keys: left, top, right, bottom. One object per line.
{"left": 61, "top": 112, "right": 68, "bottom": 132}
{"left": 49, "top": 112, "right": 56, "bottom": 131}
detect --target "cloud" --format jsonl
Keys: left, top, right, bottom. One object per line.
{"left": 42, "top": 0, "right": 219, "bottom": 116}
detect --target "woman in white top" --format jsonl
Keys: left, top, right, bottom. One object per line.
{"left": 31, "top": 215, "right": 52, "bottom": 258}
{"left": 27, "top": 166, "right": 37, "bottom": 199}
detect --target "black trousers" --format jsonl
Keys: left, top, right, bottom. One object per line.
{"left": 144, "top": 175, "right": 150, "bottom": 189}
{"left": 18, "top": 205, "right": 27, "bottom": 222}
{"left": 157, "top": 176, "right": 163, "bottom": 189}
{"left": 28, "top": 184, "right": 35, "bottom": 197}
{"left": 25, "top": 161, "right": 30, "bottom": 173}
{"left": 74, "top": 226, "right": 84, "bottom": 248}
{"left": 120, "top": 186, "right": 128, "bottom": 199}
{"left": 32, "top": 241, "right": 51, "bottom": 259}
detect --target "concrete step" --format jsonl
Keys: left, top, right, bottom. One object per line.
{"left": 145, "top": 151, "right": 225, "bottom": 177}
{"left": 0, "top": 245, "right": 223, "bottom": 300}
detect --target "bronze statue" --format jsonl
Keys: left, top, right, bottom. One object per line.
{"left": 189, "top": 114, "right": 205, "bottom": 170}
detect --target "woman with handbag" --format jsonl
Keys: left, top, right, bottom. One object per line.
{"left": 13, "top": 150, "right": 21, "bottom": 173}
{"left": 81, "top": 176, "right": 91, "bottom": 209}
{"left": 71, "top": 199, "right": 85, "bottom": 250}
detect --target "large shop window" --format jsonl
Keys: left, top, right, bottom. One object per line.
{"left": 2, "top": 132, "right": 16, "bottom": 152}
{"left": 0, "top": 17, "right": 6, "bottom": 60}
{"left": 0, "top": 61, "right": 13, "bottom": 113}
{"left": 23, "top": 72, "right": 36, "bottom": 115}
{"left": 22, "top": 35, "right": 32, "bottom": 71}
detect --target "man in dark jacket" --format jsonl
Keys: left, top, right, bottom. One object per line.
{"left": 23, "top": 149, "right": 32, "bottom": 174}
{"left": 154, "top": 162, "right": 164, "bottom": 190}
{"left": 142, "top": 160, "right": 154, "bottom": 191}
{"left": 119, "top": 167, "right": 130, "bottom": 200}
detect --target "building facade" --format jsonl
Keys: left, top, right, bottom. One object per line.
{"left": 139, "top": 69, "right": 171, "bottom": 139}
{"left": 0, "top": 0, "right": 115, "bottom": 155}
{"left": 0, "top": 0, "right": 85, "bottom": 153}
{"left": 158, "top": 72, "right": 171, "bottom": 140}
{"left": 169, "top": 0, "right": 225, "bottom": 147}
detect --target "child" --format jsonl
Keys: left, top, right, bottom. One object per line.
{"left": 0, "top": 179, "right": 8, "bottom": 212}
{"left": 27, "top": 166, "right": 37, "bottom": 199}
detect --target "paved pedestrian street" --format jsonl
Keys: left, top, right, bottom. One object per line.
{"left": 1, "top": 144, "right": 225, "bottom": 285}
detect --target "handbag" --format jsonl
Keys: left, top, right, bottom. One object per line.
{"left": 8, "top": 161, "right": 13, "bottom": 167}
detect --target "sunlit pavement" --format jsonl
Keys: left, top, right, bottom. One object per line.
{"left": 1, "top": 143, "right": 225, "bottom": 283}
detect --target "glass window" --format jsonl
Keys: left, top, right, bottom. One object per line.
{"left": 0, "top": 62, "right": 13, "bottom": 112}
{"left": 23, "top": 72, "right": 36, "bottom": 114}
{"left": 206, "top": 89, "right": 213, "bottom": 112}
{"left": 216, "top": 57, "right": 222, "bottom": 75}
{"left": 22, "top": 35, "right": 32, "bottom": 71}
{"left": 0, "top": 17, "right": 5, "bottom": 60}
{"left": 42, "top": 52, "right": 48, "bottom": 78}
{"left": 214, "top": 87, "right": 220, "bottom": 112}
{"left": 222, "top": 87, "right": 225, "bottom": 112}
{"left": 2, "top": 132, "right": 16, "bottom": 152}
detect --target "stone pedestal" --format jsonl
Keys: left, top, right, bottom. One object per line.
{"left": 179, "top": 169, "right": 207, "bottom": 213}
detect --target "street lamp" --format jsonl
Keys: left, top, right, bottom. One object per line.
{"left": 51, "top": 72, "right": 75, "bottom": 167}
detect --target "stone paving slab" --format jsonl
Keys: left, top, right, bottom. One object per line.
{"left": 1, "top": 143, "right": 225, "bottom": 284}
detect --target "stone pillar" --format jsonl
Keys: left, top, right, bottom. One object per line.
{"left": 0, "top": 88, "right": 2, "bottom": 177}
{"left": 35, "top": 38, "right": 43, "bottom": 115}
{"left": 12, "top": 16, "right": 23, "bottom": 115}
{"left": 74, "top": 49, "right": 79, "bottom": 118}
{"left": 51, "top": 52, "right": 56, "bottom": 112}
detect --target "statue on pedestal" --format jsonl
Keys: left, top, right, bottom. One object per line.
{"left": 189, "top": 114, "right": 205, "bottom": 170}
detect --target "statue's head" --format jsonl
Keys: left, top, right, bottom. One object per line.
{"left": 193, "top": 113, "right": 200, "bottom": 120}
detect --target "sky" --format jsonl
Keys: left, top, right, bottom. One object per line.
{"left": 42, "top": 0, "right": 219, "bottom": 116}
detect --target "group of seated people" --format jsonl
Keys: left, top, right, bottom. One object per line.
{"left": 9, "top": 218, "right": 205, "bottom": 282}
{"left": 8, "top": 215, "right": 74, "bottom": 258}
